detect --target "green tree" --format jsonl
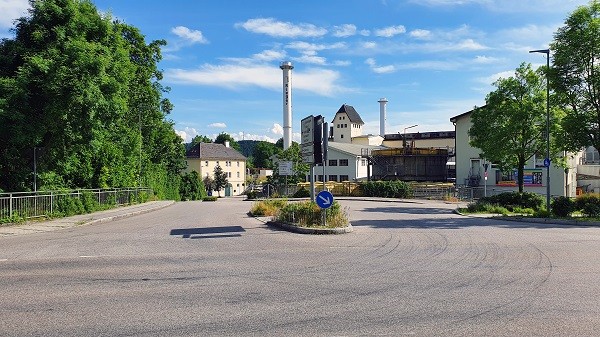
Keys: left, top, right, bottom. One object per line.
{"left": 252, "top": 141, "right": 279, "bottom": 168}
{"left": 179, "top": 171, "right": 206, "bottom": 201}
{"left": 203, "top": 175, "right": 214, "bottom": 195}
{"left": 212, "top": 164, "right": 228, "bottom": 197}
{"left": 268, "top": 142, "right": 310, "bottom": 186}
{"left": 551, "top": 0, "right": 600, "bottom": 153}
{"left": 0, "top": 0, "right": 184, "bottom": 194}
{"left": 190, "top": 135, "right": 212, "bottom": 147}
{"left": 214, "top": 132, "right": 240, "bottom": 151}
{"left": 469, "top": 63, "right": 549, "bottom": 193}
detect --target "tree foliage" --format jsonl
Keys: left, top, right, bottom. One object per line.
{"left": 190, "top": 134, "right": 212, "bottom": 147}
{"left": 214, "top": 132, "right": 240, "bottom": 151}
{"left": 551, "top": 0, "right": 600, "bottom": 152}
{"left": 267, "top": 142, "right": 310, "bottom": 185}
{"left": 252, "top": 141, "right": 280, "bottom": 168}
{"left": 212, "top": 164, "right": 228, "bottom": 197}
{"left": 0, "top": 0, "right": 184, "bottom": 194}
{"left": 469, "top": 63, "right": 549, "bottom": 192}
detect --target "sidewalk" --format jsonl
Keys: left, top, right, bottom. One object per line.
{"left": 0, "top": 200, "right": 175, "bottom": 237}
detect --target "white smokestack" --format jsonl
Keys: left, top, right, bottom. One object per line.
{"left": 378, "top": 98, "right": 388, "bottom": 137}
{"left": 280, "top": 61, "right": 294, "bottom": 150}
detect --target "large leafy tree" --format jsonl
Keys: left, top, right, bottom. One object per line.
{"left": 0, "top": 0, "right": 184, "bottom": 192}
{"left": 469, "top": 63, "right": 549, "bottom": 192}
{"left": 268, "top": 142, "right": 310, "bottom": 185}
{"left": 551, "top": 0, "right": 600, "bottom": 152}
{"left": 214, "top": 132, "right": 240, "bottom": 151}
{"left": 252, "top": 141, "right": 280, "bottom": 168}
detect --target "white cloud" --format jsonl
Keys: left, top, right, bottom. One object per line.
{"left": 374, "top": 25, "right": 407, "bottom": 37}
{"left": 171, "top": 26, "right": 208, "bottom": 44}
{"left": 332, "top": 24, "right": 357, "bottom": 37}
{"left": 0, "top": 0, "right": 29, "bottom": 28}
{"left": 365, "top": 58, "right": 397, "bottom": 74}
{"left": 271, "top": 123, "right": 283, "bottom": 135}
{"left": 208, "top": 122, "right": 227, "bottom": 128}
{"left": 234, "top": 132, "right": 277, "bottom": 143}
{"left": 361, "top": 41, "right": 378, "bottom": 49}
{"left": 334, "top": 60, "right": 352, "bottom": 66}
{"left": 293, "top": 53, "right": 327, "bottom": 65}
{"left": 165, "top": 64, "right": 343, "bottom": 96}
{"left": 285, "top": 41, "right": 346, "bottom": 52}
{"left": 359, "top": 29, "right": 371, "bottom": 36}
{"left": 473, "top": 55, "right": 500, "bottom": 64}
{"left": 410, "top": 0, "right": 588, "bottom": 13}
{"left": 476, "top": 70, "right": 515, "bottom": 86}
{"left": 175, "top": 127, "right": 200, "bottom": 143}
{"left": 252, "top": 49, "right": 287, "bottom": 62}
{"left": 410, "top": 29, "right": 432, "bottom": 40}
{"left": 235, "top": 18, "right": 327, "bottom": 38}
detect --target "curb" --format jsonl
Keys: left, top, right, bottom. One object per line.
{"left": 266, "top": 221, "right": 354, "bottom": 235}
{"left": 454, "top": 209, "right": 600, "bottom": 227}
{"left": 85, "top": 200, "right": 176, "bottom": 226}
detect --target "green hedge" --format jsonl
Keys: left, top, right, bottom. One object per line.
{"left": 362, "top": 181, "right": 412, "bottom": 198}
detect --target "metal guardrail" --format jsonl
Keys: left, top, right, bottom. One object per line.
{"left": 0, "top": 188, "right": 153, "bottom": 221}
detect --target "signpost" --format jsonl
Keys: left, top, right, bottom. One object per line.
{"left": 316, "top": 190, "right": 334, "bottom": 227}
{"left": 316, "top": 190, "right": 333, "bottom": 209}
{"left": 278, "top": 161, "right": 293, "bottom": 176}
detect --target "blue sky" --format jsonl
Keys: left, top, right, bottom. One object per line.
{"left": 1, "top": 0, "right": 589, "bottom": 143}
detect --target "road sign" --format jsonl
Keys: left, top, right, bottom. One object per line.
{"left": 301, "top": 116, "right": 314, "bottom": 144}
{"left": 279, "top": 161, "right": 293, "bottom": 176}
{"left": 543, "top": 158, "right": 551, "bottom": 167}
{"left": 316, "top": 190, "right": 334, "bottom": 209}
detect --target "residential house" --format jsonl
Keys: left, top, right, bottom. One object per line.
{"left": 450, "top": 108, "right": 580, "bottom": 197}
{"left": 330, "top": 104, "right": 365, "bottom": 143}
{"left": 185, "top": 142, "right": 247, "bottom": 196}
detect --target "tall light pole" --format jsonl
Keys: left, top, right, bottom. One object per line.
{"left": 529, "top": 48, "right": 550, "bottom": 213}
{"left": 403, "top": 124, "right": 418, "bottom": 150}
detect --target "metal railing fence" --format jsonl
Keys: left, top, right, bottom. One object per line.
{"left": 0, "top": 187, "right": 153, "bottom": 221}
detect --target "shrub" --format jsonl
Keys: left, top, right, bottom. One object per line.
{"left": 246, "top": 191, "right": 258, "bottom": 200}
{"left": 277, "top": 200, "right": 348, "bottom": 228}
{"left": 249, "top": 199, "right": 288, "bottom": 216}
{"left": 293, "top": 188, "right": 310, "bottom": 198}
{"left": 81, "top": 191, "right": 99, "bottom": 213}
{"left": 202, "top": 196, "right": 218, "bottom": 202}
{"left": 551, "top": 196, "right": 575, "bottom": 217}
{"left": 575, "top": 194, "right": 600, "bottom": 217}
{"left": 55, "top": 195, "right": 85, "bottom": 216}
{"left": 478, "top": 192, "right": 544, "bottom": 211}
{"left": 362, "top": 181, "right": 413, "bottom": 198}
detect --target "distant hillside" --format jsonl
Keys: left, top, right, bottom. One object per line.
{"left": 238, "top": 140, "right": 260, "bottom": 157}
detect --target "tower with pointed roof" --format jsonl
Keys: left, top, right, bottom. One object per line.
{"left": 330, "top": 104, "right": 364, "bottom": 143}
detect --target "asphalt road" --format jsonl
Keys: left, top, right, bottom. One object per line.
{"left": 1, "top": 198, "right": 599, "bottom": 337}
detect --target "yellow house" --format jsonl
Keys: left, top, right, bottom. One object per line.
{"left": 185, "top": 142, "right": 247, "bottom": 196}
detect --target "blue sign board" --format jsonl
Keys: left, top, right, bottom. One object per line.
{"left": 543, "top": 158, "right": 551, "bottom": 168}
{"left": 316, "top": 190, "right": 334, "bottom": 209}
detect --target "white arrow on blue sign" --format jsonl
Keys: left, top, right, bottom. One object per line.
{"left": 543, "top": 158, "right": 551, "bottom": 167}
{"left": 316, "top": 190, "right": 334, "bottom": 209}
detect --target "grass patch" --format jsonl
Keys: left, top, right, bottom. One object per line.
{"left": 249, "top": 199, "right": 349, "bottom": 228}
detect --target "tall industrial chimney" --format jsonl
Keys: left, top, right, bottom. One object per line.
{"left": 378, "top": 97, "right": 388, "bottom": 138}
{"left": 280, "top": 61, "right": 294, "bottom": 150}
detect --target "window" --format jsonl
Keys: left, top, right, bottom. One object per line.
{"left": 216, "top": 161, "right": 219, "bottom": 166}
{"left": 237, "top": 172, "right": 240, "bottom": 178}
{"left": 340, "top": 159, "right": 349, "bottom": 166}
{"left": 329, "top": 175, "right": 337, "bottom": 182}
{"left": 329, "top": 159, "right": 337, "bottom": 166}
{"left": 205, "top": 161, "right": 208, "bottom": 166}
{"left": 317, "top": 175, "right": 324, "bottom": 182}
{"left": 340, "top": 175, "right": 349, "bottom": 181}
{"left": 227, "top": 172, "right": 231, "bottom": 178}
{"left": 341, "top": 134, "right": 344, "bottom": 139}
{"left": 237, "top": 161, "right": 240, "bottom": 167}
{"left": 361, "top": 159, "right": 367, "bottom": 166}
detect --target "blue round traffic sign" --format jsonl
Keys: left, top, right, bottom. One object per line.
{"left": 543, "top": 158, "right": 551, "bottom": 167}
{"left": 316, "top": 190, "right": 334, "bottom": 209}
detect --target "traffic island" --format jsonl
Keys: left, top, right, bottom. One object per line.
{"left": 266, "top": 220, "right": 353, "bottom": 235}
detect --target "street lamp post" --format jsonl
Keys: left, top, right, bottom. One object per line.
{"left": 403, "top": 124, "right": 418, "bottom": 150}
{"left": 529, "top": 48, "right": 551, "bottom": 213}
